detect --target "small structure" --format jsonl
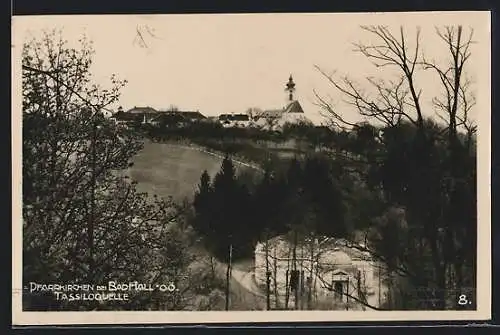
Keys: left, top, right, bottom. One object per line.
{"left": 254, "top": 234, "right": 388, "bottom": 310}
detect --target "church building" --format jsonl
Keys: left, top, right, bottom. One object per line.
{"left": 253, "top": 74, "right": 312, "bottom": 130}
{"left": 217, "top": 74, "right": 312, "bottom": 130}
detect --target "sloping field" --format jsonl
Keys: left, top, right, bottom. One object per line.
{"left": 125, "top": 140, "right": 259, "bottom": 202}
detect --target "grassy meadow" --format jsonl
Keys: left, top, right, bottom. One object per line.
{"left": 124, "top": 140, "right": 257, "bottom": 202}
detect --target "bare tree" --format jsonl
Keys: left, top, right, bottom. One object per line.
{"left": 299, "top": 238, "right": 384, "bottom": 311}
{"left": 315, "top": 25, "right": 476, "bottom": 140}
{"left": 249, "top": 109, "right": 282, "bottom": 131}
{"left": 421, "top": 26, "right": 477, "bottom": 142}
{"left": 168, "top": 104, "right": 180, "bottom": 112}
{"left": 245, "top": 107, "right": 263, "bottom": 121}
{"left": 314, "top": 25, "right": 477, "bottom": 310}
{"left": 22, "top": 30, "right": 191, "bottom": 311}
{"left": 263, "top": 114, "right": 282, "bottom": 131}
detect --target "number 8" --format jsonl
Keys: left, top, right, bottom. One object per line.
{"left": 458, "top": 294, "right": 468, "bottom": 305}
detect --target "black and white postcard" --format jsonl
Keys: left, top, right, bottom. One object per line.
{"left": 12, "top": 11, "right": 491, "bottom": 325}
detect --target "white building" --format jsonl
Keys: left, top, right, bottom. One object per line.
{"left": 218, "top": 75, "right": 313, "bottom": 131}
{"left": 253, "top": 75, "right": 311, "bottom": 131}
{"left": 109, "top": 106, "right": 207, "bottom": 127}
{"left": 218, "top": 113, "right": 252, "bottom": 128}
{"left": 254, "top": 234, "right": 388, "bottom": 310}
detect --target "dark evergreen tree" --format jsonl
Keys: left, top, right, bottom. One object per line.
{"left": 302, "top": 155, "right": 347, "bottom": 238}
{"left": 202, "top": 155, "right": 252, "bottom": 261}
{"left": 192, "top": 170, "right": 213, "bottom": 238}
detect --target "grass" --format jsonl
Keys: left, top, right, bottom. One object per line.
{"left": 125, "top": 140, "right": 256, "bottom": 202}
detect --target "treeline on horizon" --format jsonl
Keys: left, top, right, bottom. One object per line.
{"left": 142, "top": 120, "right": 333, "bottom": 159}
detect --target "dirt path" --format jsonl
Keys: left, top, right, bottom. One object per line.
{"left": 212, "top": 260, "right": 267, "bottom": 310}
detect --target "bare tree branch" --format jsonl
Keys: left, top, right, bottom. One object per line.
{"left": 317, "top": 25, "right": 427, "bottom": 131}
{"left": 421, "top": 26, "right": 476, "bottom": 138}
{"left": 133, "top": 24, "right": 162, "bottom": 49}
{"left": 22, "top": 65, "right": 116, "bottom": 116}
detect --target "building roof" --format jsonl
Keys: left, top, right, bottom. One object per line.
{"left": 168, "top": 110, "right": 206, "bottom": 119}
{"left": 283, "top": 100, "right": 305, "bottom": 114}
{"left": 113, "top": 107, "right": 206, "bottom": 122}
{"left": 322, "top": 250, "right": 353, "bottom": 265}
{"left": 110, "top": 111, "right": 142, "bottom": 121}
{"left": 218, "top": 114, "right": 250, "bottom": 122}
{"left": 151, "top": 113, "right": 186, "bottom": 123}
{"left": 255, "top": 234, "right": 373, "bottom": 263}
{"left": 232, "top": 114, "right": 250, "bottom": 121}
{"left": 126, "top": 106, "right": 158, "bottom": 114}
{"left": 260, "top": 109, "right": 284, "bottom": 118}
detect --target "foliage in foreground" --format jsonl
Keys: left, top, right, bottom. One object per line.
{"left": 21, "top": 30, "right": 223, "bottom": 311}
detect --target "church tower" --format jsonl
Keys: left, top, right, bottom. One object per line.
{"left": 285, "top": 74, "right": 296, "bottom": 102}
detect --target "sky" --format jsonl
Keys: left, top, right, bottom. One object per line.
{"left": 13, "top": 12, "right": 490, "bottom": 125}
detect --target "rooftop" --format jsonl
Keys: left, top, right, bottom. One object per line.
{"left": 219, "top": 114, "right": 250, "bottom": 121}
{"left": 127, "top": 106, "right": 158, "bottom": 114}
{"left": 283, "top": 100, "right": 305, "bottom": 114}
{"left": 255, "top": 234, "right": 373, "bottom": 263}
{"left": 110, "top": 111, "right": 142, "bottom": 121}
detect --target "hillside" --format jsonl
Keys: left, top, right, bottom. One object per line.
{"left": 124, "top": 140, "right": 261, "bottom": 202}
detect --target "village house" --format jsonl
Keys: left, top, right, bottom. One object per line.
{"left": 219, "top": 75, "right": 312, "bottom": 131}
{"left": 219, "top": 113, "right": 251, "bottom": 128}
{"left": 129, "top": 106, "right": 159, "bottom": 125}
{"left": 109, "top": 106, "right": 206, "bottom": 127}
{"left": 159, "top": 110, "right": 207, "bottom": 123}
{"left": 151, "top": 110, "right": 207, "bottom": 127}
{"left": 109, "top": 106, "right": 158, "bottom": 126}
{"left": 109, "top": 107, "right": 141, "bottom": 126}
{"left": 253, "top": 234, "right": 388, "bottom": 310}
{"left": 149, "top": 112, "right": 187, "bottom": 128}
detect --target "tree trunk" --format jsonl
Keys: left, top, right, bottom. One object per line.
{"left": 435, "top": 265, "right": 447, "bottom": 310}
{"left": 313, "top": 254, "right": 320, "bottom": 309}
{"left": 293, "top": 230, "right": 299, "bottom": 310}
{"left": 210, "top": 256, "right": 216, "bottom": 281}
{"left": 285, "top": 247, "right": 292, "bottom": 309}
{"left": 265, "top": 232, "right": 271, "bottom": 310}
{"left": 88, "top": 121, "right": 96, "bottom": 282}
{"left": 430, "top": 236, "right": 447, "bottom": 310}
{"left": 300, "top": 246, "right": 305, "bottom": 310}
{"left": 225, "top": 241, "right": 233, "bottom": 311}
{"left": 378, "top": 264, "right": 381, "bottom": 308}
{"left": 346, "top": 280, "right": 350, "bottom": 311}
{"left": 273, "top": 247, "right": 279, "bottom": 308}
{"left": 308, "top": 239, "right": 314, "bottom": 310}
